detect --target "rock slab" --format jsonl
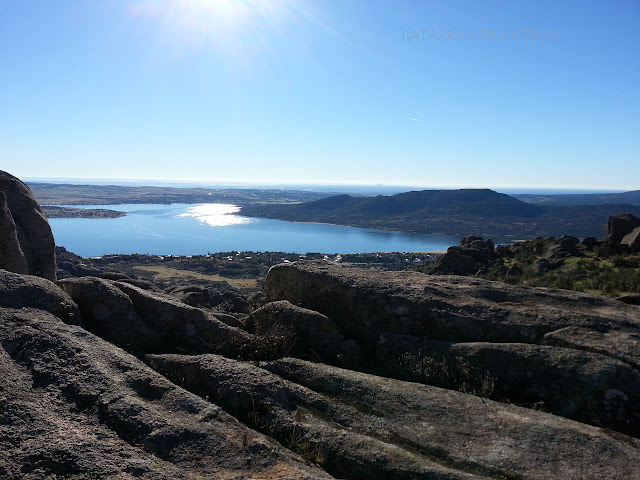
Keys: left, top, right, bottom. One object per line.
{"left": 60, "top": 277, "right": 253, "bottom": 355}
{"left": 147, "top": 353, "right": 640, "bottom": 480}
{"left": 0, "top": 307, "right": 331, "bottom": 480}
{"left": 266, "top": 261, "right": 640, "bottom": 365}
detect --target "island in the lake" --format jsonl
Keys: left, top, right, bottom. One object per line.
{"left": 41, "top": 205, "right": 128, "bottom": 218}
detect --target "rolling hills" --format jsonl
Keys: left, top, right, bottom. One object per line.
{"left": 241, "top": 188, "right": 640, "bottom": 239}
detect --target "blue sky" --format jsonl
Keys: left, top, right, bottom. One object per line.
{"left": 1, "top": 0, "right": 638, "bottom": 189}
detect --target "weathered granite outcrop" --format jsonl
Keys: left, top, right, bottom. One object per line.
{"left": 146, "top": 353, "right": 640, "bottom": 480}
{"left": 377, "top": 337, "right": 640, "bottom": 436}
{"left": 266, "top": 260, "right": 640, "bottom": 436}
{"left": 431, "top": 236, "right": 496, "bottom": 276}
{"left": 266, "top": 261, "right": 640, "bottom": 359}
{"left": 608, "top": 213, "right": 640, "bottom": 243}
{"left": 166, "top": 285, "right": 211, "bottom": 306}
{"left": 60, "top": 277, "right": 252, "bottom": 355}
{"left": 0, "top": 170, "right": 56, "bottom": 280}
{"left": 530, "top": 236, "right": 584, "bottom": 274}
{"left": 0, "top": 307, "right": 330, "bottom": 480}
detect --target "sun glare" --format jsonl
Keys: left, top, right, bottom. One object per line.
{"left": 130, "top": 0, "right": 300, "bottom": 59}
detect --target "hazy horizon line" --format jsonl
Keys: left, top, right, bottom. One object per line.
{"left": 22, "top": 177, "right": 633, "bottom": 195}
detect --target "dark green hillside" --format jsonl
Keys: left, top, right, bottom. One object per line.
{"left": 241, "top": 189, "right": 640, "bottom": 238}
{"left": 243, "top": 189, "right": 542, "bottom": 219}
{"left": 357, "top": 189, "right": 544, "bottom": 217}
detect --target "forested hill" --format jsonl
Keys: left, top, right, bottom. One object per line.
{"left": 240, "top": 189, "right": 640, "bottom": 239}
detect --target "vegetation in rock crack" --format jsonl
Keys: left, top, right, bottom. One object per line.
{"left": 389, "top": 352, "right": 499, "bottom": 401}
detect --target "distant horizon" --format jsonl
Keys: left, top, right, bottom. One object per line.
{"left": 22, "top": 176, "right": 631, "bottom": 196}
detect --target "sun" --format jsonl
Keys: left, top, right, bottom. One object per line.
{"left": 167, "top": 0, "right": 258, "bottom": 26}
{"left": 130, "top": 0, "right": 294, "bottom": 49}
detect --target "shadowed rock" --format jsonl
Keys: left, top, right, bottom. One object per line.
{"left": 622, "top": 226, "right": 640, "bottom": 252}
{"left": 0, "top": 170, "right": 56, "bottom": 280}
{"left": 266, "top": 260, "right": 640, "bottom": 437}
{"left": 0, "top": 192, "right": 29, "bottom": 274}
{"left": 167, "top": 285, "right": 211, "bottom": 307}
{"left": 146, "top": 353, "right": 640, "bottom": 480}
{"left": 246, "top": 300, "right": 343, "bottom": 361}
{"left": 378, "top": 338, "right": 640, "bottom": 436}
{"left": 608, "top": 213, "right": 640, "bottom": 244}
{"left": 431, "top": 237, "right": 496, "bottom": 276}
{"left": 114, "top": 281, "right": 252, "bottom": 355}
{"left": 59, "top": 277, "right": 253, "bottom": 356}
{"left": 618, "top": 294, "right": 640, "bottom": 306}
{"left": 0, "top": 269, "right": 82, "bottom": 326}
{"left": 0, "top": 308, "right": 331, "bottom": 480}
{"left": 59, "top": 277, "right": 164, "bottom": 353}
{"left": 544, "top": 326, "right": 640, "bottom": 370}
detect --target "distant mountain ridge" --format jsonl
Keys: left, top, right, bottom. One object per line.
{"left": 241, "top": 188, "right": 640, "bottom": 239}
{"left": 514, "top": 190, "right": 640, "bottom": 206}
{"left": 266, "top": 189, "right": 543, "bottom": 217}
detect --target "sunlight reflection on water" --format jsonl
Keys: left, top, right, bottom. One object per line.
{"left": 176, "top": 204, "right": 252, "bottom": 226}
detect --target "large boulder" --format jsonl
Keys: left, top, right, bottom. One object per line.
{"left": 0, "top": 307, "right": 330, "bottom": 480}
{"left": 147, "top": 353, "right": 640, "bottom": 480}
{"left": 622, "top": 226, "right": 640, "bottom": 252}
{"left": 608, "top": 213, "right": 640, "bottom": 244}
{"left": 581, "top": 236, "right": 599, "bottom": 249}
{"left": 0, "top": 170, "right": 56, "bottom": 280}
{"left": 542, "top": 236, "right": 583, "bottom": 262}
{"left": 0, "top": 269, "right": 82, "bottom": 326}
{"left": 431, "top": 236, "right": 496, "bottom": 276}
{"left": 429, "top": 246, "right": 480, "bottom": 275}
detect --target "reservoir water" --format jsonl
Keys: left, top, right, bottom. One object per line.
{"left": 48, "top": 204, "right": 460, "bottom": 256}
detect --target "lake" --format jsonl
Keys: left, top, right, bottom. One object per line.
{"left": 48, "top": 203, "right": 460, "bottom": 256}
